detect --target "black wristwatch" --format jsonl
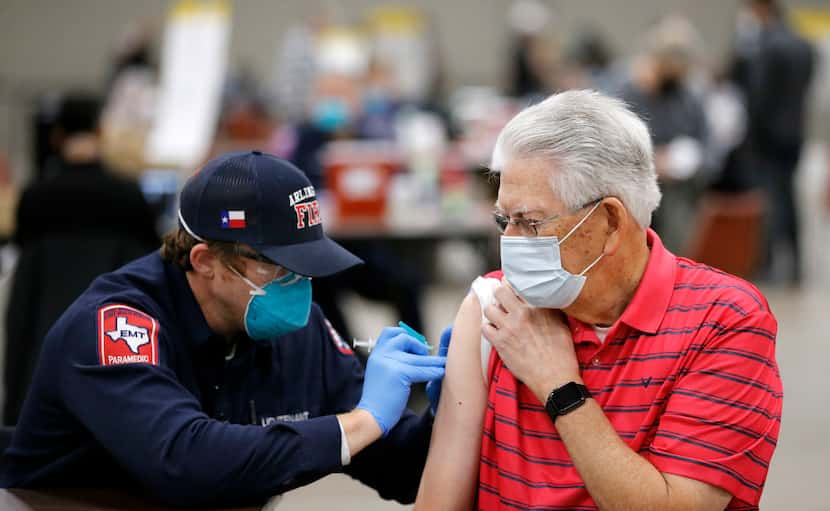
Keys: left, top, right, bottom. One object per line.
{"left": 544, "top": 382, "right": 591, "bottom": 422}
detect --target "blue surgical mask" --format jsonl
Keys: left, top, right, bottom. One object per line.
{"left": 311, "top": 97, "right": 351, "bottom": 133}
{"left": 229, "top": 267, "right": 313, "bottom": 342}
{"left": 501, "top": 201, "right": 603, "bottom": 309}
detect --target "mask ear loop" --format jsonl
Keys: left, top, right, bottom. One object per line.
{"left": 558, "top": 200, "right": 605, "bottom": 276}
{"left": 578, "top": 252, "right": 605, "bottom": 277}
{"left": 559, "top": 200, "right": 603, "bottom": 244}
{"left": 279, "top": 273, "right": 306, "bottom": 286}
{"left": 226, "top": 264, "right": 265, "bottom": 340}
{"left": 227, "top": 265, "right": 267, "bottom": 296}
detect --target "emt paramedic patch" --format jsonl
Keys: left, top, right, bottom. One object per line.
{"left": 97, "top": 304, "right": 159, "bottom": 366}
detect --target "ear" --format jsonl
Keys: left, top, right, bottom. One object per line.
{"left": 189, "top": 243, "right": 217, "bottom": 279}
{"left": 600, "top": 197, "right": 627, "bottom": 256}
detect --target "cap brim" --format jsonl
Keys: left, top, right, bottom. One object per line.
{"left": 256, "top": 236, "right": 363, "bottom": 278}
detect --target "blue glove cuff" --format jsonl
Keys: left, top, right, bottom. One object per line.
{"left": 355, "top": 403, "right": 390, "bottom": 437}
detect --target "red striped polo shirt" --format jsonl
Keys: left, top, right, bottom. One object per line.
{"left": 478, "top": 229, "right": 780, "bottom": 511}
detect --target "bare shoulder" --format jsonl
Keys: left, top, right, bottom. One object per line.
{"left": 445, "top": 291, "right": 486, "bottom": 390}
{"left": 451, "top": 292, "right": 483, "bottom": 352}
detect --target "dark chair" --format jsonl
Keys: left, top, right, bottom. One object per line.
{"left": 4, "top": 234, "right": 157, "bottom": 425}
{"left": 685, "top": 190, "right": 765, "bottom": 279}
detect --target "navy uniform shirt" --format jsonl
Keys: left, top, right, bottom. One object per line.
{"left": 0, "top": 253, "right": 433, "bottom": 506}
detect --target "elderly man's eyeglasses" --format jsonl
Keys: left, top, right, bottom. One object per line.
{"left": 493, "top": 199, "right": 602, "bottom": 236}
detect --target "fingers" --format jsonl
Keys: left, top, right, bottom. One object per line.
{"left": 405, "top": 366, "right": 446, "bottom": 383}
{"left": 495, "top": 279, "right": 524, "bottom": 311}
{"left": 392, "top": 352, "right": 447, "bottom": 367}
{"left": 483, "top": 303, "right": 507, "bottom": 328}
{"left": 481, "top": 322, "right": 500, "bottom": 344}
{"left": 391, "top": 334, "right": 431, "bottom": 355}
{"left": 376, "top": 326, "right": 406, "bottom": 346}
{"left": 438, "top": 326, "right": 452, "bottom": 356}
{"left": 376, "top": 329, "right": 430, "bottom": 355}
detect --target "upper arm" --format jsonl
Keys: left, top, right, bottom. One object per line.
{"left": 443, "top": 291, "right": 489, "bottom": 412}
{"left": 415, "top": 292, "right": 488, "bottom": 511}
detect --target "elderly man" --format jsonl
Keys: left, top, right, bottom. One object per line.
{"left": 415, "top": 90, "right": 780, "bottom": 510}
{"left": 1, "top": 151, "right": 445, "bottom": 507}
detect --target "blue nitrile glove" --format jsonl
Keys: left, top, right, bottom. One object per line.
{"left": 426, "top": 326, "right": 453, "bottom": 416}
{"left": 357, "top": 327, "right": 446, "bottom": 436}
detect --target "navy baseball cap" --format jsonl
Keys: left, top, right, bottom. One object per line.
{"left": 178, "top": 150, "right": 362, "bottom": 277}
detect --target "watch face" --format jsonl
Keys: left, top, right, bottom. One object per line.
{"left": 547, "top": 382, "right": 587, "bottom": 417}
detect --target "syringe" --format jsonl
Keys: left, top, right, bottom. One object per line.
{"left": 352, "top": 337, "right": 376, "bottom": 351}
{"left": 352, "top": 322, "right": 433, "bottom": 353}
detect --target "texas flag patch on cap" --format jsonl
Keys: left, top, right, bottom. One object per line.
{"left": 97, "top": 304, "right": 159, "bottom": 366}
{"left": 221, "top": 210, "right": 246, "bottom": 229}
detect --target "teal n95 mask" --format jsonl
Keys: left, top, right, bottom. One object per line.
{"left": 229, "top": 266, "right": 313, "bottom": 342}
{"left": 501, "top": 200, "right": 603, "bottom": 309}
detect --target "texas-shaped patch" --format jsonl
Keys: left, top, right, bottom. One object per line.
{"left": 97, "top": 304, "right": 159, "bottom": 366}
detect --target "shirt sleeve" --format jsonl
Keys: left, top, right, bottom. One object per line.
{"left": 644, "top": 310, "right": 781, "bottom": 507}
{"left": 59, "top": 303, "right": 343, "bottom": 507}
{"left": 337, "top": 417, "right": 351, "bottom": 466}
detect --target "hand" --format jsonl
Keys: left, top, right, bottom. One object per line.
{"left": 426, "top": 325, "right": 453, "bottom": 415}
{"left": 357, "top": 327, "right": 446, "bottom": 435}
{"left": 482, "top": 280, "right": 581, "bottom": 402}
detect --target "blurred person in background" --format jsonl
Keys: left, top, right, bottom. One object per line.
{"left": 360, "top": 61, "right": 402, "bottom": 140}
{"left": 620, "top": 16, "right": 710, "bottom": 255}
{"left": 701, "top": 69, "right": 751, "bottom": 194}
{"left": 106, "top": 18, "right": 156, "bottom": 93}
{"left": 280, "top": 57, "right": 426, "bottom": 342}
{"left": 415, "top": 90, "right": 780, "bottom": 511}
{"left": 220, "top": 65, "right": 274, "bottom": 142}
{"left": 732, "top": 0, "right": 815, "bottom": 286}
{"left": 3, "top": 94, "right": 160, "bottom": 425}
{"left": 286, "top": 69, "right": 393, "bottom": 189}
{"left": 29, "top": 95, "right": 63, "bottom": 182}
{"left": 0, "top": 151, "right": 445, "bottom": 507}
{"left": 98, "top": 20, "right": 159, "bottom": 178}
{"left": 507, "top": 0, "right": 557, "bottom": 100}
{"left": 559, "top": 28, "right": 621, "bottom": 95}
{"left": 270, "top": 17, "right": 321, "bottom": 124}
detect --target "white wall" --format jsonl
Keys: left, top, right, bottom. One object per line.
{"left": 1, "top": 0, "right": 826, "bottom": 182}
{"left": 0, "top": 0, "right": 755, "bottom": 92}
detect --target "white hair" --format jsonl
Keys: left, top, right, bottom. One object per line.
{"left": 491, "top": 89, "right": 661, "bottom": 228}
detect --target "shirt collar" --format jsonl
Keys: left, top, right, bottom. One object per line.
{"left": 567, "top": 228, "right": 675, "bottom": 342}
{"left": 166, "top": 261, "right": 215, "bottom": 347}
{"left": 618, "top": 228, "right": 676, "bottom": 334}
{"left": 567, "top": 315, "right": 602, "bottom": 345}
